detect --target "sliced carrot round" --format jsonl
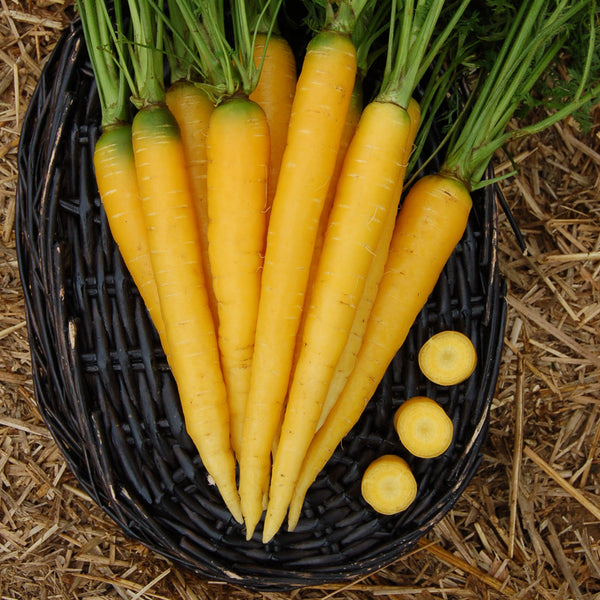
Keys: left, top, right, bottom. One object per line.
{"left": 418, "top": 330, "right": 477, "bottom": 386}
{"left": 394, "top": 396, "right": 453, "bottom": 458}
{"left": 361, "top": 455, "right": 417, "bottom": 515}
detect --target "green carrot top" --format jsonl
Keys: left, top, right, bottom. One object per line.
{"left": 76, "top": 0, "right": 130, "bottom": 128}
{"left": 158, "top": 0, "right": 284, "bottom": 103}
{"left": 123, "top": 0, "right": 167, "bottom": 108}
{"left": 440, "top": 0, "right": 600, "bottom": 191}
{"left": 376, "top": 0, "right": 473, "bottom": 110}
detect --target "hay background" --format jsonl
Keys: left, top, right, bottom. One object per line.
{"left": 1, "top": 2, "right": 598, "bottom": 598}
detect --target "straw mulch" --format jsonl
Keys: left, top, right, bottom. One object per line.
{"left": 1, "top": 2, "right": 599, "bottom": 598}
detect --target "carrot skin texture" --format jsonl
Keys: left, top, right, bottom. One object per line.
{"left": 239, "top": 30, "right": 357, "bottom": 539}
{"left": 249, "top": 33, "right": 297, "bottom": 211}
{"left": 131, "top": 105, "right": 242, "bottom": 524}
{"left": 263, "top": 101, "right": 413, "bottom": 542}
{"left": 291, "top": 81, "right": 363, "bottom": 431}
{"left": 317, "top": 97, "right": 421, "bottom": 429}
{"left": 287, "top": 172, "right": 472, "bottom": 531}
{"left": 165, "top": 81, "right": 217, "bottom": 324}
{"left": 270, "top": 84, "right": 362, "bottom": 513}
{"left": 311, "top": 81, "right": 363, "bottom": 263}
{"left": 93, "top": 124, "right": 169, "bottom": 354}
{"left": 206, "top": 98, "right": 269, "bottom": 460}
{"left": 296, "top": 82, "right": 363, "bottom": 344}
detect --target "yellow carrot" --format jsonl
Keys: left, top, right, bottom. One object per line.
{"left": 270, "top": 0, "right": 472, "bottom": 539}
{"left": 239, "top": 25, "right": 358, "bottom": 540}
{"left": 263, "top": 97, "right": 414, "bottom": 543}
{"left": 287, "top": 173, "right": 472, "bottom": 531}
{"left": 181, "top": 0, "right": 282, "bottom": 465}
{"left": 206, "top": 97, "right": 269, "bottom": 460}
{"left": 125, "top": 0, "right": 241, "bottom": 522}
{"left": 317, "top": 97, "right": 420, "bottom": 430}
{"left": 249, "top": 32, "right": 297, "bottom": 210}
{"left": 132, "top": 104, "right": 242, "bottom": 523}
{"left": 288, "top": 0, "right": 586, "bottom": 530}
{"left": 263, "top": 0, "right": 457, "bottom": 540}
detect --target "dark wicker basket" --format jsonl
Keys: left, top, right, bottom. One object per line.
{"left": 16, "top": 19, "right": 506, "bottom": 591}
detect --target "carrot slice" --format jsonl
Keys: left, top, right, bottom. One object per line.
{"left": 418, "top": 331, "right": 477, "bottom": 386}
{"left": 361, "top": 455, "right": 417, "bottom": 515}
{"left": 394, "top": 396, "right": 453, "bottom": 458}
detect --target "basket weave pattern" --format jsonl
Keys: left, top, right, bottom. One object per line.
{"left": 16, "top": 21, "right": 506, "bottom": 590}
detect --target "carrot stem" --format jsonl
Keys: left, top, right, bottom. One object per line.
{"left": 76, "top": 0, "right": 129, "bottom": 126}
{"left": 442, "top": 0, "right": 600, "bottom": 190}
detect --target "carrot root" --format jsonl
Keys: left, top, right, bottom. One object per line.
{"left": 132, "top": 104, "right": 242, "bottom": 524}
{"left": 206, "top": 97, "right": 269, "bottom": 460}
{"left": 287, "top": 172, "right": 471, "bottom": 531}
{"left": 239, "top": 29, "right": 358, "bottom": 540}
{"left": 264, "top": 100, "right": 413, "bottom": 542}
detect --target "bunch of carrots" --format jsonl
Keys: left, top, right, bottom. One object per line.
{"left": 78, "top": 0, "right": 599, "bottom": 543}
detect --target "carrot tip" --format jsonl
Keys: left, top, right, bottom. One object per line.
{"left": 241, "top": 504, "right": 263, "bottom": 541}
{"left": 229, "top": 503, "right": 244, "bottom": 525}
{"left": 418, "top": 330, "right": 477, "bottom": 386}
{"left": 262, "top": 499, "right": 289, "bottom": 543}
{"left": 287, "top": 497, "right": 302, "bottom": 532}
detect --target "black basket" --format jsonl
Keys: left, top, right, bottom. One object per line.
{"left": 16, "top": 20, "right": 506, "bottom": 591}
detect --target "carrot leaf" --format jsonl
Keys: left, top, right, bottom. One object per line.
{"left": 125, "top": 0, "right": 166, "bottom": 108}
{"left": 377, "top": 0, "right": 472, "bottom": 110}
{"left": 441, "top": 0, "right": 600, "bottom": 191}
{"left": 76, "top": 0, "right": 130, "bottom": 127}
{"left": 166, "top": 0, "right": 282, "bottom": 101}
